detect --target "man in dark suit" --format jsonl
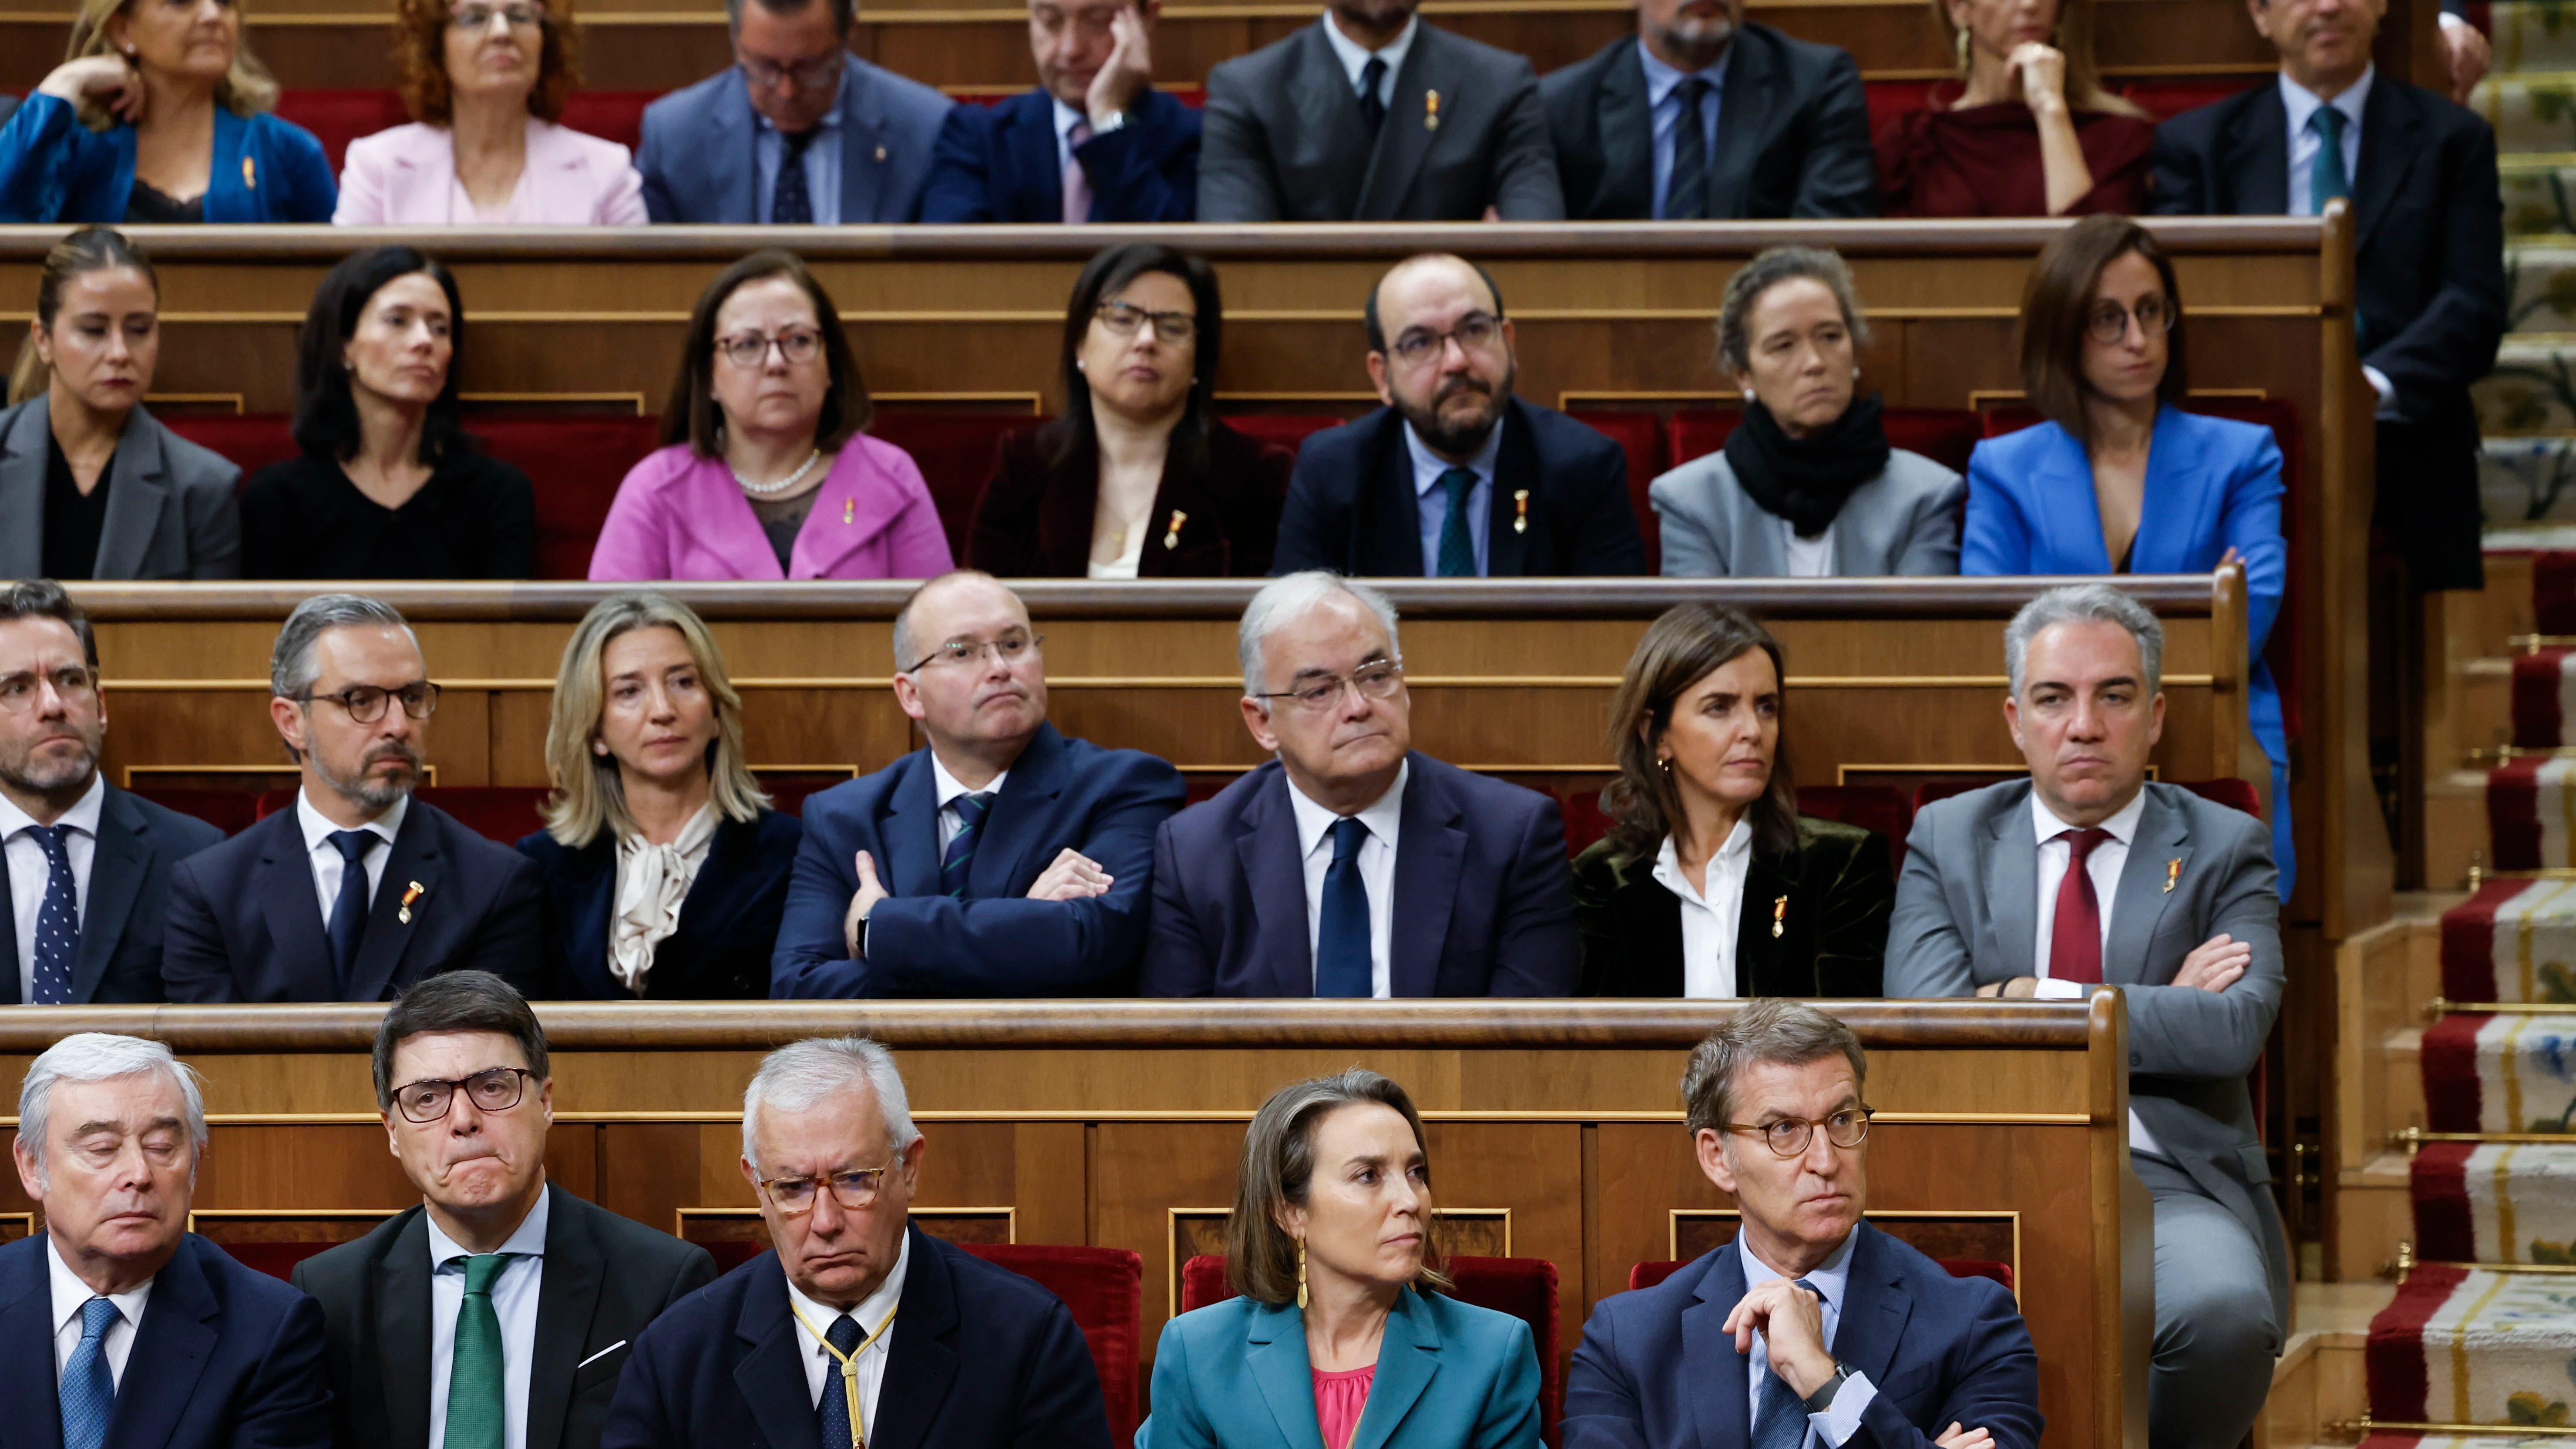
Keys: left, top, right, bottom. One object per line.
{"left": 2149, "top": 0, "right": 2505, "bottom": 591}
{"left": 6, "top": 1031, "right": 333, "bottom": 1449}
{"left": 770, "top": 571, "right": 1185, "bottom": 997}
{"left": 295, "top": 972, "right": 716, "bottom": 1449}
{"left": 637, "top": 0, "right": 953, "bottom": 223}
{"left": 1565, "top": 1000, "right": 2041, "bottom": 1449}
{"left": 1197, "top": 0, "right": 1563, "bottom": 221}
{"left": 1541, "top": 0, "right": 1875, "bottom": 220}
{"left": 1144, "top": 572, "right": 1577, "bottom": 996}
{"left": 604, "top": 1036, "right": 1111, "bottom": 1449}
{"left": 0, "top": 580, "right": 217, "bottom": 1005}
{"left": 918, "top": 0, "right": 1199, "bottom": 222}
{"left": 1273, "top": 254, "right": 1648, "bottom": 578}
{"left": 1885, "top": 585, "right": 2284, "bottom": 1449}
{"left": 161, "top": 593, "right": 547, "bottom": 1002}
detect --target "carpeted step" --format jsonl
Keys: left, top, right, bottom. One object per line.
{"left": 2503, "top": 162, "right": 2576, "bottom": 239}
{"left": 2476, "top": 341, "right": 2576, "bottom": 435}
{"left": 2412, "top": 1141, "right": 2576, "bottom": 1262}
{"left": 2443, "top": 879, "right": 2576, "bottom": 1003}
{"left": 2368, "top": 1264, "right": 2576, "bottom": 1428}
{"left": 2505, "top": 245, "right": 2576, "bottom": 333}
{"left": 2484, "top": 438, "right": 2576, "bottom": 528}
{"left": 2484, "top": 762, "right": 2576, "bottom": 869}
{"left": 2511, "top": 650, "right": 2576, "bottom": 746}
{"left": 2471, "top": 76, "right": 2576, "bottom": 155}
{"left": 2421, "top": 1012, "right": 2576, "bottom": 1134}
{"left": 2495, "top": 2, "right": 2576, "bottom": 74}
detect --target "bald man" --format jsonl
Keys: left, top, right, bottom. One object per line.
{"left": 1272, "top": 254, "right": 1647, "bottom": 578}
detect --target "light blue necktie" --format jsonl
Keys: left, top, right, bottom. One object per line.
{"left": 1750, "top": 1278, "right": 1825, "bottom": 1449}
{"left": 27, "top": 823, "right": 80, "bottom": 1004}
{"left": 60, "top": 1295, "right": 119, "bottom": 1449}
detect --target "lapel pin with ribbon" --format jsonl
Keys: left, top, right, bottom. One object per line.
{"left": 1512, "top": 489, "right": 1530, "bottom": 534}
{"left": 1771, "top": 895, "right": 1788, "bottom": 938}
{"left": 1163, "top": 509, "right": 1188, "bottom": 549}
{"left": 398, "top": 881, "right": 425, "bottom": 924}
{"left": 2163, "top": 858, "right": 2181, "bottom": 894}
{"left": 842, "top": 496, "right": 854, "bottom": 524}
{"left": 1424, "top": 90, "right": 1441, "bottom": 130}
{"left": 242, "top": 155, "right": 256, "bottom": 191}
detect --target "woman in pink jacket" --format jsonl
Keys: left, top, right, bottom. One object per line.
{"left": 591, "top": 250, "right": 955, "bottom": 582}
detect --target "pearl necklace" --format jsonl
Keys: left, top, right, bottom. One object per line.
{"left": 732, "top": 449, "right": 823, "bottom": 496}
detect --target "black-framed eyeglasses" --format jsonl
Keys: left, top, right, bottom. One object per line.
{"left": 2085, "top": 296, "right": 2177, "bottom": 345}
{"left": 0, "top": 665, "right": 98, "bottom": 714}
{"left": 1722, "top": 1106, "right": 1873, "bottom": 1158}
{"left": 1252, "top": 660, "right": 1404, "bottom": 713}
{"left": 1095, "top": 301, "right": 1197, "bottom": 342}
{"left": 1386, "top": 312, "right": 1502, "bottom": 366}
{"left": 392, "top": 1067, "right": 533, "bottom": 1124}
{"left": 294, "top": 682, "right": 441, "bottom": 724}
{"left": 716, "top": 328, "right": 824, "bottom": 369}
{"left": 756, "top": 1165, "right": 893, "bottom": 1214}
{"left": 737, "top": 50, "right": 844, "bottom": 92}
{"left": 903, "top": 632, "right": 1043, "bottom": 675}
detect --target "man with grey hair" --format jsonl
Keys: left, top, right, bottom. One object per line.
{"left": 163, "top": 592, "right": 545, "bottom": 1002}
{"left": 1141, "top": 569, "right": 1576, "bottom": 995}
{"left": 4, "top": 1032, "right": 334, "bottom": 1449}
{"left": 1885, "top": 582, "right": 2286, "bottom": 1449}
{"left": 604, "top": 1036, "right": 1110, "bottom": 1449}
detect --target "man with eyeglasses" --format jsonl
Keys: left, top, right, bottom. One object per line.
{"left": 1565, "top": 999, "right": 2040, "bottom": 1449}
{"left": 770, "top": 569, "right": 1184, "bottom": 996}
{"left": 635, "top": 0, "right": 952, "bottom": 224}
{"left": 163, "top": 593, "right": 548, "bottom": 1002}
{"left": 1141, "top": 570, "right": 1577, "bottom": 996}
{"left": 1273, "top": 253, "right": 1647, "bottom": 578}
{"left": 294, "top": 972, "right": 715, "bottom": 1449}
{"left": 0, "top": 580, "right": 218, "bottom": 1005}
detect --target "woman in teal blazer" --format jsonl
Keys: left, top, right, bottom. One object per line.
{"left": 1140, "top": 1070, "right": 1542, "bottom": 1449}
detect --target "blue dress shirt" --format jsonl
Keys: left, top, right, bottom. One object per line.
{"left": 1640, "top": 41, "right": 1728, "bottom": 221}
{"left": 753, "top": 68, "right": 847, "bottom": 224}
{"left": 1738, "top": 1231, "right": 1881, "bottom": 1449}
{"left": 1404, "top": 418, "right": 1503, "bottom": 576}
{"left": 2279, "top": 65, "right": 2368, "bottom": 219}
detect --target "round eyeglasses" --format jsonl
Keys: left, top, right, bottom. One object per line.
{"left": 1721, "top": 1106, "right": 1874, "bottom": 1158}
{"left": 2085, "top": 297, "right": 2176, "bottom": 345}
{"left": 756, "top": 1166, "right": 893, "bottom": 1214}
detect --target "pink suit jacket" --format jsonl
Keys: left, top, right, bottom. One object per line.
{"left": 588, "top": 437, "right": 958, "bottom": 581}
{"left": 333, "top": 118, "right": 647, "bottom": 225}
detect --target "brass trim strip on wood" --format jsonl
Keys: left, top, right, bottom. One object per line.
{"left": 2421, "top": 1000, "right": 2576, "bottom": 1015}
{"left": 2337, "top": 1420, "right": 2576, "bottom": 1439}
{"left": 2415, "top": 1258, "right": 2576, "bottom": 1275}
{"left": 0, "top": 1109, "right": 2092, "bottom": 1127}
{"left": 459, "top": 390, "right": 648, "bottom": 414}
{"left": 876, "top": 390, "right": 1046, "bottom": 414}
{"left": 145, "top": 392, "right": 245, "bottom": 414}
{"left": 121, "top": 763, "right": 434, "bottom": 785}
{"left": 91, "top": 673, "right": 2218, "bottom": 692}
{"left": 679, "top": 1204, "right": 1016, "bottom": 1240}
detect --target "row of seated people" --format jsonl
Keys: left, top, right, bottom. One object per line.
{"left": 5, "top": 985, "right": 2071, "bottom": 1449}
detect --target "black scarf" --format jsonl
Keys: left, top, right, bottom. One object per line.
{"left": 1722, "top": 394, "right": 1893, "bottom": 539}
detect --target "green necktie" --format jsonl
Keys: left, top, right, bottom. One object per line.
{"left": 2308, "top": 105, "right": 2350, "bottom": 213}
{"left": 445, "top": 1253, "right": 512, "bottom": 1449}
{"left": 1434, "top": 467, "right": 1480, "bottom": 577}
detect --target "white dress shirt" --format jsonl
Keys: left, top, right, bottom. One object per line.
{"left": 1320, "top": 10, "right": 1417, "bottom": 111}
{"left": 790, "top": 1229, "right": 909, "bottom": 1437}
{"left": 2025, "top": 790, "right": 2166, "bottom": 1157}
{"left": 296, "top": 789, "right": 406, "bottom": 927}
{"left": 1403, "top": 417, "right": 1504, "bottom": 578}
{"left": 2279, "top": 67, "right": 2398, "bottom": 416}
{"left": 1284, "top": 761, "right": 1407, "bottom": 998}
{"left": 48, "top": 1235, "right": 151, "bottom": 1388}
{"left": 426, "top": 1190, "right": 551, "bottom": 1449}
{"left": 1781, "top": 521, "right": 1836, "bottom": 578}
{"left": 1737, "top": 1231, "right": 1878, "bottom": 1449}
{"left": 1650, "top": 820, "right": 1752, "bottom": 999}
{"left": 2, "top": 773, "right": 104, "bottom": 1000}
{"left": 929, "top": 754, "right": 1011, "bottom": 855}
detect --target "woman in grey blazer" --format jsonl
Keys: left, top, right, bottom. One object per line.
{"left": 2, "top": 227, "right": 240, "bottom": 580}
{"left": 1651, "top": 246, "right": 1962, "bottom": 578}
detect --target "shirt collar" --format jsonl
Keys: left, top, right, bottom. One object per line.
{"left": 929, "top": 753, "right": 1009, "bottom": 812}
{"left": 0, "top": 772, "right": 106, "bottom": 844}
{"left": 1285, "top": 759, "right": 1409, "bottom": 863}
{"left": 2278, "top": 64, "right": 2371, "bottom": 138}
{"left": 48, "top": 1234, "right": 153, "bottom": 1340}
{"left": 1052, "top": 96, "right": 1088, "bottom": 144}
{"left": 1649, "top": 818, "right": 1750, "bottom": 907}
{"left": 1321, "top": 10, "right": 1418, "bottom": 93}
{"left": 296, "top": 788, "right": 407, "bottom": 854}
{"left": 1404, "top": 416, "right": 1506, "bottom": 496}
{"left": 2029, "top": 784, "right": 2149, "bottom": 849}
{"left": 425, "top": 1186, "right": 552, "bottom": 1271}
{"left": 1636, "top": 38, "right": 1727, "bottom": 108}
{"left": 788, "top": 1224, "right": 910, "bottom": 1335}
{"left": 1735, "top": 1223, "right": 1857, "bottom": 1313}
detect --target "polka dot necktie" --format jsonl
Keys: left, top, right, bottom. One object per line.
{"left": 58, "top": 1295, "right": 118, "bottom": 1449}
{"left": 773, "top": 126, "right": 819, "bottom": 225}
{"left": 27, "top": 824, "right": 80, "bottom": 1005}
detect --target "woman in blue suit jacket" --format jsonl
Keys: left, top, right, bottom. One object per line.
{"left": 1964, "top": 215, "right": 2292, "bottom": 893}
{"left": 1142, "top": 1069, "right": 1542, "bottom": 1449}
{"left": 519, "top": 591, "right": 801, "bottom": 998}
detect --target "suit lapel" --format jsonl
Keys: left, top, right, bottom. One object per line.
{"left": 1389, "top": 760, "right": 1463, "bottom": 997}
{"left": 1733, "top": 849, "right": 1794, "bottom": 998}
{"left": 1292, "top": 24, "right": 1372, "bottom": 219}
{"left": 2220, "top": 83, "right": 2290, "bottom": 215}
{"left": 1485, "top": 405, "right": 1535, "bottom": 577}
{"left": 1371, "top": 424, "right": 1428, "bottom": 577}
{"left": 89, "top": 416, "right": 168, "bottom": 582}
{"left": 1983, "top": 797, "right": 2040, "bottom": 984}
{"left": 836, "top": 62, "right": 888, "bottom": 222}
{"left": 107, "top": 1237, "right": 220, "bottom": 1449}
{"left": 870, "top": 1226, "right": 961, "bottom": 1449}
{"left": 1705, "top": 34, "right": 1775, "bottom": 218}
{"left": 1245, "top": 1302, "right": 1328, "bottom": 1449}
{"left": 0, "top": 853, "right": 18, "bottom": 1007}
{"left": 252, "top": 813, "right": 340, "bottom": 1002}
{"left": 1239, "top": 770, "right": 1318, "bottom": 998}
{"left": 715, "top": 74, "right": 761, "bottom": 223}
{"left": 1607, "top": 859, "right": 1686, "bottom": 997}
{"left": 1597, "top": 45, "right": 1654, "bottom": 217}
{"left": 348, "top": 805, "right": 443, "bottom": 1003}
{"left": 972, "top": 725, "right": 1065, "bottom": 897}
{"left": 0, "top": 1240, "right": 58, "bottom": 1449}
{"left": 883, "top": 753, "right": 943, "bottom": 900}
{"left": 0, "top": 404, "right": 50, "bottom": 580}
{"left": 1348, "top": 1289, "right": 1441, "bottom": 1449}
{"left": 70, "top": 789, "right": 148, "bottom": 1004}
{"left": 1829, "top": 1227, "right": 1911, "bottom": 1394}
{"left": 559, "top": 840, "right": 618, "bottom": 999}
{"left": 2127, "top": 408, "right": 2216, "bottom": 574}
{"left": 2353, "top": 78, "right": 2422, "bottom": 251}
{"left": 374, "top": 1214, "right": 434, "bottom": 1449}
{"left": 2105, "top": 790, "right": 2192, "bottom": 986}
{"left": 1012, "top": 91, "right": 1067, "bottom": 219}
{"left": 1685, "top": 1249, "right": 1753, "bottom": 1449}
{"left": 1355, "top": 27, "right": 1442, "bottom": 218}
{"left": 732, "top": 1259, "right": 821, "bottom": 1449}
{"left": 527, "top": 1187, "right": 601, "bottom": 1449}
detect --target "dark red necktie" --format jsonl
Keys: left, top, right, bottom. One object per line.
{"left": 2049, "top": 828, "right": 2112, "bottom": 985}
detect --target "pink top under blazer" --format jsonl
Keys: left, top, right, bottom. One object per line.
{"left": 333, "top": 118, "right": 647, "bottom": 225}
{"left": 588, "top": 437, "right": 957, "bottom": 581}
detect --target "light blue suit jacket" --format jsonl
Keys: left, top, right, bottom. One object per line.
{"left": 635, "top": 58, "right": 952, "bottom": 223}
{"left": 1140, "top": 1288, "right": 1542, "bottom": 1449}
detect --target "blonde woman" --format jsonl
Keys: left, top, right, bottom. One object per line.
{"left": 1873, "top": 0, "right": 2150, "bottom": 217}
{"left": 0, "top": 0, "right": 334, "bottom": 222}
{"left": 516, "top": 590, "right": 800, "bottom": 998}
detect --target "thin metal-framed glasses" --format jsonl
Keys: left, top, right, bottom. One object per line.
{"left": 736, "top": 50, "right": 844, "bottom": 92}
{"left": 0, "top": 665, "right": 97, "bottom": 714}
{"left": 1094, "top": 301, "right": 1197, "bottom": 342}
{"left": 295, "top": 682, "right": 441, "bottom": 723}
{"left": 756, "top": 1165, "right": 893, "bottom": 1214}
{"left": 716, "top": 328, "right": 824, "bottom": 369}
{"left": 2085, "top": 297, "right": 2177, "bottom": 345}
{"left": 448, "top": 1, "right": 544, "bottom": 28}
{"left": 1722, "top": 1106, "right": 1874, "bottom": 1158}
{"left": 393, "top": 1067, "right": 533, "bottom": 1123}
{"left": 904, "top": 632, "right": 1043, "bottom": 675}
{"left": 1253, "top": 660, "right": 1404, "bottom": 713}
{"left": 1387, "top": 312, "right": 1502, "bottom": 366}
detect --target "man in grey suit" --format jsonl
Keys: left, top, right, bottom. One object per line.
{"left": 1885, "top": 583, "right": 2283, "bottom": 1449}
{"left": 636, "top": 0, "right": 952, "bottom": 224}
{"left": 1197, "top": 0, "right": 1564, "bottom": 221}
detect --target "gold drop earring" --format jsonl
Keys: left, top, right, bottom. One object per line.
{"left": 1296, "top": 1235, "right": 1309, "bottom": 1310}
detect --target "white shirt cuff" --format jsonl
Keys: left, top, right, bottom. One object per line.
{"left": 2438, "top": 10, "right": 2471, "bottom": 32}
{"left": 1811, "top": 1370, "right": 1880, "bottom": 1448}
{"left": 2030, "top": 977, "right": 2085, "bottom": 1000}
{"left": 2363, "top": 365, "right": 2399, "bottom": 418}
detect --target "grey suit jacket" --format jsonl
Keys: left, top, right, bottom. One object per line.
{"left": 1884, "top": 778, "right": 2288, "bottom": 1323}
{"left": 1198, "top": 18, "right": 1564, "bottom": 222}
{"left": 0, "top": 396, "right": 241, "bottom": 579}
{"left": 635, "top": 58, "right": 952, "bottom": 224}
{"left": 1649, "top": 446, "right": 1963, "bottom": 577}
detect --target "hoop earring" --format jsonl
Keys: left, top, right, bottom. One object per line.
{"left": 1295, "top": 1236, "right": 1309, "bottom": 1310}
{"left": 1954, "top": 25, "right": 1971, "bottom": 72}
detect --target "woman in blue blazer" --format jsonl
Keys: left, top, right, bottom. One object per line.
{"left": 518, "top": 590, "right": 801, "bottom": 999}
{"left": 1964, "top": 215, "right": 2292, "bottom": 893}
{"left": 0, "top": 0, "right": 333, "bottom": 223}
{"left": 1141, "top": 1069, "right": 1542, "bottom": 1449}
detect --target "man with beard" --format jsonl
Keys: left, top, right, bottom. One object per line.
{"left": 0, "top": 579, "right": 218, "bottom": 1004}
{"left": 1542, "top": 0, "right": 1877, "bottom": 220}
{"left": 769, "top": 570, "right": 1185, "bottom": 995}
{"left": 1273, "top": 254, "right": 1648, "bottom": 578}
{"left": 162, "top": 593, "right": 548, "bottom": 1002}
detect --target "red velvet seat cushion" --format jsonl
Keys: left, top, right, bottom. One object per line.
{"left": 161, "top": 413, "right": 299, "bottom": 487}
{"left": 1565, "top": 411, "right": 1670, "bottom": 569}
{"left": 867, "top": 413, "right": 1053, "bottom": 562}
{"left": 959, "top": 1244, "right": 1143, "bottom": 1448}
{"left": 272, "top": 89, "right": 411, "bottom": 173}
{"left": 131, "top": 787, "right": 264, "bottom": 836}
{"left": 1626, "top": 1254, "right": 2014, "bottom": 1294}
{"left": 227, "top": 1240, "right": 345, "bottom": 1281}
{"left": 1793, "top": 784, "right": 1911, "bottom": 873}
{"left": 558, "top": 90, "right": 658, "bottom": 154}
{"left": 1219, "top": 414, "right": 1347, "bottom": 461}
{"left": 464, "top": 414, "right": 663, "bottom": 581}
{"left": 414, "top": 787, "right": 553, "bottom": 844}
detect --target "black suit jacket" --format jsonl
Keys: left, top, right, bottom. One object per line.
{"left": 1569, "top": 816, "right": 1892, "bottom": 998}
{"left": 161, "top": 797, "right": 548, "bottom": 1002}
{"left": 293, "top": 1184, "right": 716, "bottom": 1449}
{"left": 517, "top": 810, "right": 802, "bottom": 999}
{"left": 1541, "top": 28, "right": 1877, "bottom": 220}
{"left": 2150, "top": 74, "right": 2505, "bottom": 588}
{"left": 1199, "top": 18, "right": 1565, "bottom": 221}
{"left": 0, "top": 782, "right": 219, "bottom": 1004}
{"left": 918, "top": 85, "right": 1200, "bottom": 222}
{"left": 1271, "top": 397, "right": 1647, "bottom": 577}
{"left": 602, "top": 1224, "right": 1112, "bottom": 1449}
{"left": 967, "top": 418, "right": 1293, "bottom": 578}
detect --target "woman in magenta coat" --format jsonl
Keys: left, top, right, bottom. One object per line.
{"left": 590, "top": 249, "right": 954, "bottom": 582}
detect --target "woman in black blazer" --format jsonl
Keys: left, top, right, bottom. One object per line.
{"left": 1573, "top": 602, "right": 1892, "bottom": 997}
{"left": 518, "top": 590, "right": 800, "bottom": 998}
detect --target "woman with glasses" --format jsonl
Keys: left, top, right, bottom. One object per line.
{"left": 1963, "top": 214, "right": 2292, "bottom": 892}
{"left": 968, "top": 242, "right": 1290, "bottom": 578}
{"left": 1140, "top": 1068, "right": 1542, "bottom": 1449}
{"left": 517, "top": 591, "right": 800, "bottom": 998}
{"left": 1573, "top": 602, "right": 1892, "bottom": 998}
{"left": 590, "top": 249, "right": 954, "bottom": 581}
{"left": 331, "top": 0, "right": 645, "bottom": 224}
{"left": 241, "top": 245, "right": 537, "bottom": 579}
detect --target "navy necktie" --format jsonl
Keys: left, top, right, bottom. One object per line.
{"left": 815, "top": 1312, "right": 862, "bottom": 1448}
{"left": 1667, "top": 76, "right": 1712, "bottom": 219}
{"left": 1434, "top": 467, "right": 1480, "bottom": 577}
{"left": 773, "top": 126, "right": 819, "bottom": 225}
{"left": 1357, "top": 56, "right": 1388, "bottom": 137}
{"left": 1751, "top": 1278, "right": 1825, "bottom": 1449}
{"left": 326, "top": 829, "right": 377, "bottom": 999}
{"left": 940, "top": 792, "right": 993, "bottom": 899}
{"left": 1315, "top": 817, "right": 1372, "bottom": 998}
{"left": 58, "top": 1295, "right": 118, "bottom": 1449}
{"left": 26, "top": 824, "right": 80, "bottom": 1004}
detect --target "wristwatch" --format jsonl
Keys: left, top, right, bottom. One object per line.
{"left": 1802, "top": 1362, "right": 1856, "bottom": 1415}
{"left": 1092, "top": 109, "right": 1130, "bottom": 134}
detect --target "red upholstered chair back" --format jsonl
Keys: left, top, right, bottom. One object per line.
{"left": 271, "top": 89, "right": 411, "bottom": 172}
{"left": 558, "top": 91, "right": 657, "bottom": 153}
{"left": 1564, "top": 411, "right": 1670, "bottom": 569}
{"left": 1909, "top": 777, "right": 2016, "bottom": 817}
{"left": 255, "top": 787, "right": 298, "bottom": 820}
{"left": 1859, "top": 76, "right": 2252, "bottom": 134}
{"left": 866, "top": 413, "right": 1053, "bottom": 562}
{"left": 958, "top": 1244, "right": 1143, "bottom": 1449}
{"left": 1791, "top": 785, "right": 1911, "bottom": 873}
{"left": 131, "top": 787, "right": 263, "bottom": 836}
{"left": 414, "top": 787, "right": 554, "bottom": 844}
{"left": 1220, "top": 414, "right": 1348, "bottom": 460}
{"left": 1665, "top": 408, "right": 1981, "bottom": 476}
{"left": 227, "top": 1240, "right": 344, "bottom": 1281}
{"left": 159, "top": 413, "right": 299, "bottom": 486}
{"left": 1625, "top": 1254, "right": 2014, "bottom": 1294}
{"left": 462, "top": 414, "right": 663, "bottom": 580}
{"left": 1910, "top": 775, "right": 2262, "bottom": 820}
{"left": 1548, "top": 781, "right": 1614, "bottom": 859}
